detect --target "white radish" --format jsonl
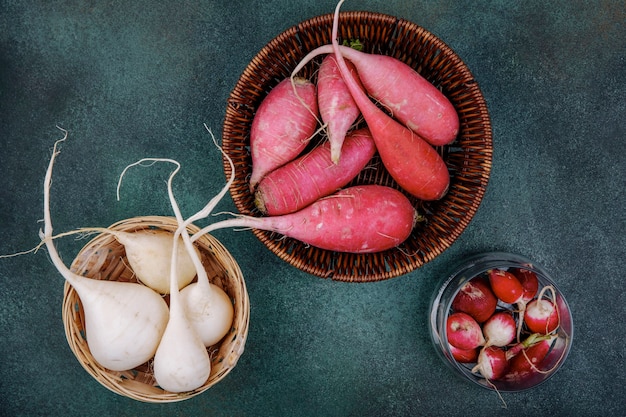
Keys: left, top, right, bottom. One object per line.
{"left": 152, "top": 160, "right": 211, "bottom": 393}
{"left": 40, "top": 130, "right": 169, "bottom": 371}
{"left": 122, "top": 126, "right": 235, "bottom": 347}
{"left": 176, "top": 126, "right": 235, "bottom": 346}
{"left": 68, "top": 227, "right": 200, "bottom": 294}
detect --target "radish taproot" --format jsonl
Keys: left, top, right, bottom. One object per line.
{"left": 292, "top": 11, "right": 459, "bottom": 147}
{"left": 317, "top": 54, "right": 363, "bottom": 163}
{"left": 39, "top": 132, "right": 169, "bottom": 371}
{"left": 193, "top": 185, "right": 417, "bottom": 254}
{"left": 482, "top": 311, "right": 516, "bottom": 347}
{"left": 451, "top": 276, "right": 497, "bottom": 323}
{"left": 152, "top": 231, "right": 211, "bottom": 393}
{"left": 524, "top": 286, "right": 560, "bottom": 334}
{"left": 512, "top": 268, "right": 539, "bottom": 303}
{"left": 254, "top": 128, "right": 376, "bottom": 216}
{"left": 119, "top": 131, "right": 235, "bottom": 348}
{"left": 66, "top": 227, "right": 200, "bottom": 295}
{"left": 158, "top": 151, "right": 235, "bottom": 348}
{"left": 472, "top": 346, "right": 509, "bottom": 381}
{"left": 503, "top": 334, "right": 557, "bottom": 381}
{"left": 446, "top": 312, "right": 485, "bottom": 350}
{"left": 328, "top": 1, "right": 450, "bottom": 200}
{"left": 449, "top": 344, "right": 479, "bottom": 363}
{"left": 249, "top": 77, "right": 319, "bottom": 191}
{"left": 488, "top": 269, "right": 525, "bottom": 304}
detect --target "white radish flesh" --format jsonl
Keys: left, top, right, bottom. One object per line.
{"left": 41, "top": 131, "right": 169, "bottom": 371}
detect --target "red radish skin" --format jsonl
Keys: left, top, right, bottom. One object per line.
{"left": 329, "top": 2, "right": 450, "bottom": 201}
{"left": 512, "top": 268, "right": 540, "bottom": 303}
{"left": 254, "top": 128, "right": 376, "bottom": 216}
{"left": 525, "top": 298, "right": 560, "bottom": 334}
{"left": 249, "top": 77, "right": 319, "bottom": 191}
{"left": 446, "top": 312, "right": 485, "bottom": 350}
{"left": 451, "top": 277, "right": 498, "bottom": 323}
{"left": 488, "top": 269, "right": 525, "bottom": 304}
{"left": 293, "top": 45, "right": 459, "bottom": 146}
{"left": 472, "top": 346, "right": 509, "bottom": 381}
{"left": 482, "top": 311, "right": 516, "bottom": 347}
{"left": 504, "top": 335, "right": 557, "bottom": 381}
{"left": 193, "top": 185, "right": 417, "bottom": 254}
{"left": 449, "top": 344, "right": 479, "bottom": 363}
{"left": 317, "top": 55, "right": 363, "bottom": 163}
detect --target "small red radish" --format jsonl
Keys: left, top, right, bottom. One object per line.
{"left": 505, "top": 332, "right": 552, "bottom": 360}
{"left": 503, "top": 334, "right": 557, "bottom": 381}
{"left": 472, "top": 346, "right": 508, "bottom": 380}
{"left": 446, "top": 312, "right": 485, "bottom": 350}
{"left": 449, "top": 344, "right": 479, "bottom": 363}
{"left": 512, "top": 268, "right": 539, "bottom": 303}
{"left": 482, "top": 311, "right": 516, "bottom": 347}
{"left": 488, "top": 269, "right": 524, "bottom": 304}
{"left": 524, "top": 286, "right": 560, "bottom": 334}
{"left": 254, "top": 128, "right": 376, "bottom": 216}
{"left": 328, "top": 1, "right": 450, "bottom": 200}
{"left": 451, "top": 276, "right": 498, "bottom": 323}
{"left": 193, "top": 185, "right": 417, "bottom": 254}
{"left": 249, "top": 77, "right": 319, "bottom": 191}
{"left": 317, "top": 54, "right": 363, "bottom": 163}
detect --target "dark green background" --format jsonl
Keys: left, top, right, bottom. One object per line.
{"left": 1, "top": 1, "right": 624, "bottom": 416}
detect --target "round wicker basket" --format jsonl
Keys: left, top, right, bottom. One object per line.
{"left": 63, "top": 216, "right": 250, "bottom": 403}
{"left": 222, "top": 11, "right": 492, "bottom": 282}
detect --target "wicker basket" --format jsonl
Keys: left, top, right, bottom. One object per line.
{"left": 222, "top": 11, "right": 492, "bottom": 282}
{"left": 63, "top": 216, "right": 250, "bottom": 403}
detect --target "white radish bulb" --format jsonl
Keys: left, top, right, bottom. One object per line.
{"left": 180, "top": 282, "right": 234, "bottom": 346}
{"left": 41, "top": 133, "right": 169, "bottom": 371}
{"left": 152, "top": 235, "right": 211, "bottom": 393}
{"left": 115, "top": 229, "right": 199, "bottom": 294}
{"left": 73, "top": 278, "right": 169, "bottom": 371}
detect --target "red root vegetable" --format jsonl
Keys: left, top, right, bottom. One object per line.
{"left": 451, "top": 277, "right": 498, "bottom": 323}
{"left": 472, "top": 346, "right": 509, "bottom": 381}
{"left": 249, "top": 77, "right": 319, "bottom": 191}
{"left": 524, "top": 286, "right": 560, "bottom": 334}
{"left": 449, "top": 344, "right": 479, "bottom": 363}
{"left": 254, "top": 128, "right": 376, "bottom": 216}
{"left": 446, "top": 312, "right": 485, "bottom": 350}
{"left": 317, "top": 54, "right": 363, "bottom": 163}
{"left": 482, "top": 311, "right": 516, "bottom": 347}
{"left": 488, "top": 269, "right": 525, "bottom": 304}
{"left": 193, "top": 185, "right": 417, "bottom": 254}
{"left": 512, "top": 268, "right": 539, "bottom": 303}
{"left": 293, "top": 12, "right": 459, "bottom": 146}
{"left": 503, "top": 334, "right": 557, "bottom": 381}
{"left": 327, "top": 0, "right": 450, "bottom": 201}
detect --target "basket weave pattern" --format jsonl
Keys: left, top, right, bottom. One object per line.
{"left": 223, "top": 12, "right": 492, "bottom": 282}
{"left": 64, "top": 216, "right": 250, "bottom": 403}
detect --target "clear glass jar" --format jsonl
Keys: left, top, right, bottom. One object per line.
{"left": 429, "top": 252, "right": 574, "bottom": 391}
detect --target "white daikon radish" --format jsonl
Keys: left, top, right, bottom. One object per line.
{"left": 40, "top": 131, "right": 169, "bottom": 371}
{"left": 152, "top": 162, "right": 211, "bottom": 393}
{"left": 69, "top": 227, "right": 200, "bottom": 294}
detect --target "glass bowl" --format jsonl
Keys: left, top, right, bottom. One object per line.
{"left": 429, "top": 252, "right": 573, "bottom": 391}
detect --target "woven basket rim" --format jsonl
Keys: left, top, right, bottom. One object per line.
{"left": 222, "top": 11, "right": 492, "bottom": 282}
{"left": 63, "top": 215, "right": 250, "bottom": 403}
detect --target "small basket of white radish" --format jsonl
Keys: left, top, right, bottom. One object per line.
{"left": 222, "top": 1, "right": 493, "bottom": 281}
{"left": 429, "top": 252, "right": 573, "bottom": 402}
{"left": 64, "top": 216, "right": 249, "bottom": 402}
{"left": 18, "top": 132, "right": 251, "bottom": 403}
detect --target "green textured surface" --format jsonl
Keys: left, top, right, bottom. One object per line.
{"left": 1, "top": 0, "right": 624, "bottom": 416}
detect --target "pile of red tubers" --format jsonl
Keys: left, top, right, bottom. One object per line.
{"left": 446, "top": 268, "right": 563, "bottom": 382}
